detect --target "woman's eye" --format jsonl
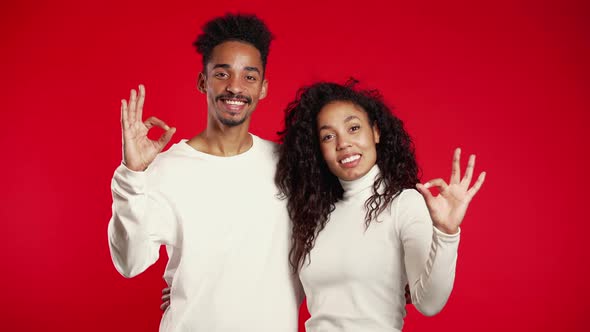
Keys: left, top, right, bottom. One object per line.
{"left": 350, "top": 125, "right": 361, "bottom": 132}
{"left": 321, "top": 134, "right": 334, "bottom": 142}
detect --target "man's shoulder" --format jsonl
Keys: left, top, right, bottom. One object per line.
{"left": 252, "top": 134, "right": 278, "bottom": 147}
{"left": 252, "top": 134, "right": 279, "bottom": 156}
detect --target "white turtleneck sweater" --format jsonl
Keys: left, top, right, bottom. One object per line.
{"left": 299, "top": 165, "right": 460, "bottom": 332}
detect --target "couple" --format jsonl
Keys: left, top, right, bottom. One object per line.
{"left": 108, "top": 13, "right": 485, "bottom": 332}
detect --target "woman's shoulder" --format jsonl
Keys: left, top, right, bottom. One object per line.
{"left": 389, "top": 188, "right": 430, "bottom": 223}
{"left": 394, "top": 188, "right": 425, "bottom": 206}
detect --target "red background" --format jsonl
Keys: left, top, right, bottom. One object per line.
{"left": 1, "top": 0, "right": 588, "bottom": 330}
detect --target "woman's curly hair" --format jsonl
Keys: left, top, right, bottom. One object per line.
{"left": 275, "top": 79, "right": 420, "bottom": 273}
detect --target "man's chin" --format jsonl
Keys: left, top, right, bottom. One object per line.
{"left": 219, "top": 116, "right": 248, "bottom": 127}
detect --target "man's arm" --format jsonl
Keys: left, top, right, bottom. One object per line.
{"left": 107, "top": 85, "right": 177, "bottom": 278}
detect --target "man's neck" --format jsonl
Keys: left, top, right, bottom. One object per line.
{"left": 187, "top": 122, "right": 253, "bottom": 157}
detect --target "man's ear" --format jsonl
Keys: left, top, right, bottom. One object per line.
{"left": 197, "top": 72, "right": 206, "bottom": 93}
{"left": 259, "top": 79, "right": 269, "bottom": 100}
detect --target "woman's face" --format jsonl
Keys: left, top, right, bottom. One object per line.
{"left": 316, "top": 101, "right": 380, "bottom": 181}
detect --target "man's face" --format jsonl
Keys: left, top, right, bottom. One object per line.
{"left": 198, "top": 41, "right": 268, "bottom": 127}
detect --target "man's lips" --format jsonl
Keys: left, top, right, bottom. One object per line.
{"left": 216, "top": 94, "right": 252, "bottom": 105}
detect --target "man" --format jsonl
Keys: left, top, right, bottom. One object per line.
{"left": 108, "top": 14, "right": 301, "bottom": 331}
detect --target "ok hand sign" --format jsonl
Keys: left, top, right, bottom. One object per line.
{"left": 121, "top": 85, "right": 176, "bottom": 171}
{"left": 416, "top": 148, "right": 486, "bottom": 234}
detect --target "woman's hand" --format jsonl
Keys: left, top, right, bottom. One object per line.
{"left": 416, "top": 148, "right": 486, "bottom": 234}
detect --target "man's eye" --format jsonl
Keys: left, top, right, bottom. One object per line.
{"left": 215, "top": 72, "right": 228, "bottom": 78}
{"left": 246, "top": 75, "right": 257, "bottom": 81}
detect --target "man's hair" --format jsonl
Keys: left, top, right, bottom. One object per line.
{"left": 193, "top": 13, "right": 273, "bottom": 72}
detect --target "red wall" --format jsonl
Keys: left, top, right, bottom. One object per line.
{"left": 1, "top": 0, "right": 588, "bottom": 330}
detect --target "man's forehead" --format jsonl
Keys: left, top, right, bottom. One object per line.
{"left": 207, "top": 41, "right": 263, "bottom": 69}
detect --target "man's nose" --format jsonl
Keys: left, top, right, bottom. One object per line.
{"left": 225, "top": 76, "right": 244, "bottom": 94}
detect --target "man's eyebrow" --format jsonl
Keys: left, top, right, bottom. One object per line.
{"left": 211, "top": 64, "right": 261, "bottom": 74}
{"left": 212, "top": 64, "right": 230, "bottom": 70}
{"left": 244, "top": 66, "right": 261, "bottom": 74}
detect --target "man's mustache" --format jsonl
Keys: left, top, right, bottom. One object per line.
{"left": 215, "top": 93, "right": 252, "bottom": 104}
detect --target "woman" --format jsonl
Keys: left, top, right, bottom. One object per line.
{"left": 275, "top": 79, "right": 485, "bottom": 331}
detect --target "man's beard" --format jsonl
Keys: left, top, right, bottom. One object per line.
{"left": 219, "top": 114, "right": 248, "bottom": 127}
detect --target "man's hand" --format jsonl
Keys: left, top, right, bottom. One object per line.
{"left": 416, "top": 148, "right": 486, "bottom": 234}
{"left": 121, "top": 84, "right": 176, "bottom": 171}
{"left": 160, "top": 287, "right": 171, "bottom": 312}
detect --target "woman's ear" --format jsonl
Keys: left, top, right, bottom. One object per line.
{"left": 372, "top": 124, "right": 381, "bottom": 144}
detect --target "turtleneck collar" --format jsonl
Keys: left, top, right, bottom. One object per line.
{"left": 339, "top": 164, "right": 380, "bottom": 200}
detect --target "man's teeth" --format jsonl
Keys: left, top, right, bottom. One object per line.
{"left": 224, "top": 99, "right": 246, "bottom": 105}
{"left": 341, "top": 155, "right": 360, "bottom": 164}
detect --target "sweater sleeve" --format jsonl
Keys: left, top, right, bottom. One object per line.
{"left": 397, "top": 189, "right": 460, "bottom": 316}
{"left": 107, "top": 163, "right": 178, "bottom": 278}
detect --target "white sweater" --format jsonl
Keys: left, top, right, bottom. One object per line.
{"left": 108, "top": 135, "right": 301, "bottom": 332}
{"left": 300, "top": 165, "right": 460, "bottom": 332}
